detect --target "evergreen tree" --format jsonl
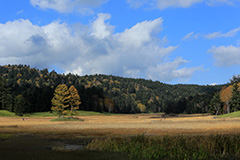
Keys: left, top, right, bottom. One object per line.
{"left": 230, "top": 75, "right": 240, "bottom": 84}
{"left": 68, "top": 85, "right": 81, "bottom": 117}
{"left": 0, "top": 77, "right": 8, "bottom": 110}
{"left": 209, "top": 92, "right": 223, "bottom": 116}
{"left": 51, "top": 84, "right": 70, "bottom": 118}
{"left": 230, "top": 83, "right": 240, "bottom": 112}
{"left": 14, "top": 95, "right": 29, "bottom": 116}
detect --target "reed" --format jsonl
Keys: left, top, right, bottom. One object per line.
{"left": 87, "top": 134, "right": 240, "bottom": 160}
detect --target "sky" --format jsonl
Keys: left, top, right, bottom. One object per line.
{"left": 0, "top": 0, "right": 240, "bottom": 85}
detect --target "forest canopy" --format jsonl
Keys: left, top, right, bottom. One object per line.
{"left": 0, "top": 64, "right": 224, "bottom": 115}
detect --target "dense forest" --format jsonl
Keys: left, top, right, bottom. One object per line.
{"left": 0, "top": 64, "right": 224, "bottom": 115}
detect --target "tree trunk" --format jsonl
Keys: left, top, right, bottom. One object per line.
{"left": 227, "top": 102, "right": 230, "bottom": 114}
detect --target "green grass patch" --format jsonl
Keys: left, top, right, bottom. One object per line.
{"left": 50, "top": 117, "right": 84, "bottom": 122}
{"left": 75, "top": 110, "right": 114, "bottom": 116}
{"left": 218, "top": 111, "right": 240, "bottom": 118}
{"left": 0, "top": 110, "right": 18, "bottom": 117}
{"left": 0, "top": 110, "right": 116, "bottom": 117}
{"left": 25, "top": 112, "right": 57, "bottom": 117}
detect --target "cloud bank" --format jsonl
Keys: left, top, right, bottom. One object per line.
{"left": 0, "top": 14, "right": 199, "bottom": 82}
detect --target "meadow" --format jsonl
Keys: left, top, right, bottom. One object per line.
{"left": 1, "top": 111, "right": 240, "bottom": 159}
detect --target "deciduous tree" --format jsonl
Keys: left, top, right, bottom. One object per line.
{"left": 220, "top": 86, "right": 232, "bottom": 113}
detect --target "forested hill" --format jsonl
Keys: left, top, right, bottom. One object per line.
{"left": 0, "top": 64, "right": 223, "bottom": 114}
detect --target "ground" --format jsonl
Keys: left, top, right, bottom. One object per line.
{"left": 1, "top": 114, "right": 240, "bottom": 160}
{"left": 1, "top": 114, "right": 240, "bottom": 136}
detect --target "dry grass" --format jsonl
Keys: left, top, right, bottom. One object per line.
{"left": 1, "top": 114, "right": 240, "bottom": 136}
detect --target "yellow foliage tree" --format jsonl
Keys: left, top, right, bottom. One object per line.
{"left": 104, "top": 97, "right": 114, "bottom": 113}
{"left": 68, "top": 85, "right": 81, "bottom": 117}
{"left": 137, "top": 102, "right": 146, "bottom": 113}
{"left": 51, "top": 84, "right": 70, "bottom": 118}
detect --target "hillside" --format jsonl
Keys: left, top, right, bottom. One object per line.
{"left": 0, "top": 64, "right": 223, "bottom": 114}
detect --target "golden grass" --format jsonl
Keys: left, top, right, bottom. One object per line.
{"left": 1, "top": 114, "right": 240, "bottom": 136}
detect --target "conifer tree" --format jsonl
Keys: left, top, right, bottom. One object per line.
{"left": 51, "top": 84, "right": 70, "bottom": 118}
{"left": 230, "top": 83, "right": 240, "bottom": 112}
{"left": 14, "top": 95, "right": 29, "bottom": 116}
{"left": 0, "top": 77, "right": 8, "bottom": 110}
{"left": 209, "top": 92, "right": 223, "bottom": 116}
{"left": 68, "top": 85, "right": 81, "bottom": 117}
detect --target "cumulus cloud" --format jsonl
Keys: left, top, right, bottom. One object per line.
{"left": 127, "top": 0, "right": 239, "bottom": 9}
{"left": 0, "top": 15, "right": 199, "bottom": 82}
{"left": 146, "top": 57, "right": 201, "bottom": 81}
{"left": 90, "top": 13, "right": 113, "bottom": 39}
{"left": 208, "top": 45, "right": 240, "bottom": 66}
{"left": 30, "top": 0, "right": 107, "bottom": 14}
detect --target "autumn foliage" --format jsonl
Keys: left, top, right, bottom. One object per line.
{"left": 220, "top": 83, "right": 240, "bottom": 113}
{"left": 69, "top": 85, "right": 81, "bottom": 117}
{"left": 51, "top": 84, "right": 70, "bottom": 118}
{"left": 51, "top": 84, "right": 81, "bottom": 118}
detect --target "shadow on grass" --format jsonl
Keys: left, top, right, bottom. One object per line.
{"left": 0, "top": 133, "right": 133, "bottom": 160}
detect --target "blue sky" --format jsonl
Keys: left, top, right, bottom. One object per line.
{"left": 0, "top": 0, "right": 240, "bottom": 85}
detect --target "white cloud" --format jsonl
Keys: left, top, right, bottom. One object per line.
{"left": 208, "top": 45, "right": 240, "bottom": 66}
{"left": 206, "top": 0, "right": 235, "bottom": 6}
{"left": 30, "top": 0, "right": 107, "bottom": 14}
{"left": 116, "top": 18, "right": 163, "bottom": 48}
{"left": 147, "top": 57, "right": 201, "bottom": 81}
{"left": 210, "top": 83, "right": 217, "bottom": 86}
{"left": 127, "top": 0, "right": 239, "bottom": 9}
{"left": 156, "top": 0, "right": 203, "bottom": 9}
{"left": 0, "top": 15, "right": 200, "bottom": 82}
{"left": 17, "top": 10, "right": 24, "bottom": 15}
{"left": 182, "top": 26, "right": 240, "bottom": 41}
{"left": 205, "top": 27, "right": 240, "bottom": 39}
{"left": 182, "top": 32, "right": 200, "bottom": 40}
{"left": 90, "top": 13, "right": 113, "bottom": 39}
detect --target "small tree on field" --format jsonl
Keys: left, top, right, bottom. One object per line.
{"left": 51, "top": 84, "right": 70, "bottom": 118}
{"left": 68, "top": 85, "right": 81, "bottom": 117}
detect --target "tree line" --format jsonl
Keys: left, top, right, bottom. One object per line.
{"left": 0, "top": 64, "right": 224, "bottom": 115}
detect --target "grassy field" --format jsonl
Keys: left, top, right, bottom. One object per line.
{"left": 0, "top": 110, "right": 18, "bottom": 117}
{"left": 1, "top": 112, "right": 240, "bottom": 136}
{"left": 1, "top": 111, "right": 240, "bottom": 159}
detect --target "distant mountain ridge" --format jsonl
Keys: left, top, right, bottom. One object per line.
{"left": 0, "top": 64, "right": 223, "bottom": 114}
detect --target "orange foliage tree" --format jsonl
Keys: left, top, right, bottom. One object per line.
{"left": 220, "top": 83, "right": 240, "bottom": 113}
{"left": 68, "top": 85, "right": 81, "bottom": 117}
